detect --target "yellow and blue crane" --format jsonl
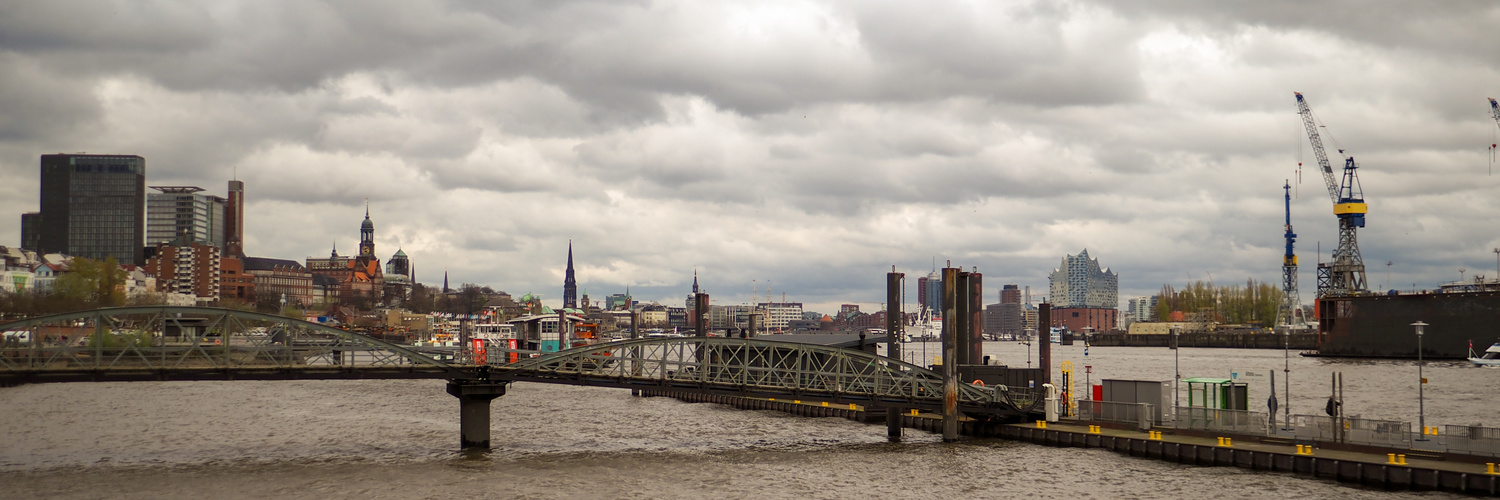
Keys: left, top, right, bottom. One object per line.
{"left": 1278, "top": 180, "right": 1304, "bottom": 326}
{"left": 1294, "top": 92, "right": 1368, "bottom": 297}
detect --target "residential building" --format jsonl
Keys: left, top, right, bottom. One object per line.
{"left": 35, "top": 154, "right": 147, "bottom": 265}
{"left": 144, "top": 242, "right": 221, "bottom": 304}
{"left": 917, "top": 269, "right": 942, "bottom": 316}
{"left": 146, "top": 186, "right": 226, "bottom": 249}
{"left": 998, "top": 284, "right": 1023, "bottom": 337}
{"left": 220, "top": 256, "right": 254, "bottom": 303}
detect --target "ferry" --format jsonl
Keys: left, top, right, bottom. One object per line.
{"left": 1468, "top": 340, "right": 1500, "bottom": 366}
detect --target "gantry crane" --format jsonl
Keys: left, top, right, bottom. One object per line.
{"left": 1278, "top": 180, "right": 1304, "bottom": 326}
{"left": 1294, "top": 92, "right": 1367, "bottom": 297}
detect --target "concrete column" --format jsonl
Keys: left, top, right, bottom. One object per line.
{"left": 446, "top": 381, "right": 508, "bottom": 449}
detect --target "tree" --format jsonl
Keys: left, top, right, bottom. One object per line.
{"left": 53, "top": 257, "right": 127, "bottom": 309}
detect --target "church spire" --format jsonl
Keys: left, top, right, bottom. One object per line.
{"left": 563, "top": 240, "right": 578, "bottom": 309}
{"left": 692, "top": 268, "right": 699, "bottom": 294}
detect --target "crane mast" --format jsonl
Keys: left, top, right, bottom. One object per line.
{"left": 1279, "top": 180, "right": 1303, "bottom": 326}
{"left": 1294, "top": 92, "right": 1367, "bottom": 297}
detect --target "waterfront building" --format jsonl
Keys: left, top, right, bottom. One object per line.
{"left": 146, "top": 186, "right": 226, "bottom": 248}
{"left": 33, "top": 154, "right": 147, "bottom": 265}
{"left": 244, "top": 257, "right": 313, "bottom": 307}
{"left": 996, "top": 284, "right": 1023, "bottom": 337}
{"left": 757, "top": 302, "right": 804, "bottom": 331}
{"left": 1048, "top": 249, "right": 1118, "bottom": 309}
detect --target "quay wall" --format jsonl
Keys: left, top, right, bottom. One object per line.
{"left": 1088, "top": 332, "right": 1317, "bottom": 350}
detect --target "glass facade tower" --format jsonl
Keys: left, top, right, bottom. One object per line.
{"left": 38, "top": 154, "right": 146, "bottom": 265}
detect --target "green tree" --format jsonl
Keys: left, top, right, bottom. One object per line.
{"left": 53, "top": 257, "right": 127, "bottom": 308}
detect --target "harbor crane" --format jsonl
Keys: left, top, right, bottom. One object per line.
{"left": 1294, "top": 92, "right": 1367, "bottom": 297}
{"left": 1489, "top": 98, "right": 1499, "bottom": 174}
{"left": 1278, "top": 180, "right": 1304, "bottom": 326}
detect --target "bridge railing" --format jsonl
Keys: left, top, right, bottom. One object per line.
{"left": 0, "top": 307, "right": 464, "bottom": 381}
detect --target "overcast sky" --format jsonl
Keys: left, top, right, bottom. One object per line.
{"left": 2, "top": 1, "right": 1498, "bottom": 314}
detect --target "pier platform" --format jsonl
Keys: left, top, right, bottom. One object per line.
{"left": 1004, "top": 421, "right": 1500, "bottom": 496}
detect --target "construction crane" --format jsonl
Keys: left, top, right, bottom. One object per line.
{"left": 1489, "top": 98, "right": 1499, "bottom": 174}
{"left": 1294, "top": 92, "right": 1367, "bottom": 297}
{"left": 1278, "top": 180, "right": 1304, "bottom": 327}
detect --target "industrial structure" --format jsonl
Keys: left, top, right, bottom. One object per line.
{"left": 1278, "top": 181, "right": 1304, "bottom": 327}
{"left": 1294, "top": 92, "right": 1368, "bottom": 298}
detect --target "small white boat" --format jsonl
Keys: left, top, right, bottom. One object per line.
{"left": 1469, "top": 341, "right": 1500, "bottom": 366}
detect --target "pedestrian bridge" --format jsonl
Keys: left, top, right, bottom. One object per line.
{"left": 0, "top": 307, "right": 1042, "bottom": 445}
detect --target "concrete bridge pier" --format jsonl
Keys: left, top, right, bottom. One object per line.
{"left": 446, "top": 380, "right": 508, "bottom": 449}
{"left": 887, "top": 407, "right": 903, "bottom": 441}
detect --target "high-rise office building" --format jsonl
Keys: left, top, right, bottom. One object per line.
{"left": 19, "top": 212, "right": 40, "bottom": 251}
{"left": 147, "top": 186, "right": 226, "bottom": 248}
{"left": 37, "top": 154, "right": 147, "bottom": 265}
{"left": 224, "top": 180, "right": 245, "bottom": 258}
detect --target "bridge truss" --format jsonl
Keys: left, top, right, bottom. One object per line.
{"left": 493, "top": 337, "right": 1040, "bottom": 417}
{"left": 0, "top": 306, "right": 469, "bottom": 384}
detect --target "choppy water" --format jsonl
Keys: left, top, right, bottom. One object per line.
{"left": 1, "top": 342, "right": 1487, "bottom": 499}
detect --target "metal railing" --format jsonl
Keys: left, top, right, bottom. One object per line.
{"left": 1076, "top": 400, "right": 1154, "bottom": 430}
{"left": 1444, "top": 425, "right": 1500, "bottom": 458}
{"left": 1291, "top": 415, "right": 1411, "bottom": 448}
{"left": 1174, "top": 407, "right": 1268, "bottom": 435}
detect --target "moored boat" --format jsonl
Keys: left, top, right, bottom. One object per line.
{"left": 1469, "top": 340, "right": 1500, "bottom": 366}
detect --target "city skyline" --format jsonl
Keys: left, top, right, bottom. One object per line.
{"left": 2, "top": 2, "right": 1498, "bottom": 314}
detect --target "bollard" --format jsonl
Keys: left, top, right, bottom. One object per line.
{"left": 911, "top": 409, "right": 919, "bottom": 416}
{"left": 821, "top": 401, "right": 829, "bottom": 407}
{"left": 1398, "top": 454, "right": 1407, "bottom": 465}
{"left": 849, "top": 404, "right": 857, "bottom": 410}
{"left": 1487, "top": 463, "right": 1496, "bottom": 475}
{"left": 1296, "top": 445, "right": 1304, "bottom": 454}
{"left": 795, "top": 400, "right": 801, "bottom": 404}
{"left": 1388, "top": 453, "right": 1397, "bottom": 464}
{"left": 769, "top": 398, "right": 775, "bottom": 401}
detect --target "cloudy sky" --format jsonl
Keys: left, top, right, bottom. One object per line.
{"left": 2, "top": 1, "right": 1498, "bottom": 313}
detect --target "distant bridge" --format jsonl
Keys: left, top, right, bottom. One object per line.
{"left": 0, "top": 306, "right": 1042, "bottom": 447}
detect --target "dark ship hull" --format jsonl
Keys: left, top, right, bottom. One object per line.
{"left": 1316, "top": 290, "right": 1500, "bottom": 359}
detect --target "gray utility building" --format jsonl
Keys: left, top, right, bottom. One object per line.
{"left": 26, "top": 154, "right": 147, "bottom": 265}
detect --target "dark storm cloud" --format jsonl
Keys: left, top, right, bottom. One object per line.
{"left": 0, "top": 0, "right": 1496, "bottom": 312}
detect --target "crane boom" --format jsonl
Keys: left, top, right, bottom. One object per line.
{"left": 1491, "top": 97, "right": 1500, "bottom": 125}
{"left": 1295, "top": 92, "right": 1342, "bottom": 205}
{"left": 1293, "top": 92, "right": 1367, "bottom": 297}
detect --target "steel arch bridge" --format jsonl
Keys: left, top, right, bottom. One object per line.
{"left": 0, "top": 307, "right": 1038, "bottom": 418}
{"left": 0, "top": 306, "right": 471, "bottom": 383}
{"left": 492, "top": 337, "right": 1040, "bottom": 416}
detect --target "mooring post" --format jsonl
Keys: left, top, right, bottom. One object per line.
{"left": 446, "top": 370, "right": 508, "bottom": 450}
{"left": 941, "top": 265, "right": 960, "bottom": 442}
{"left": 1039, "top": 302, "right": 1052, "bottom": 388}
{"left": 887, "top": 266, "right": 903, "bottom": 363}
{"left": 887, "top": 406, "right": 903, "bottom": 441}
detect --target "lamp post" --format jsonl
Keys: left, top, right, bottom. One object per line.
{"left": 1412, "top": 321, "right": 1427, "bottom": 439}
{"left": 1283, "top": 327, "right": 1291, "bottom": 430}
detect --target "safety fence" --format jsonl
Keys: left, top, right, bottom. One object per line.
{"left": 1444, "top": 424, "right": 1500, "bottom": 458}
{"left": 1075, "top": 400, "right": 1154, "bottom": 430}
{"left": 1291, "top": 415, "right": 1411, "bottom": 449}
{"left": 1173, "top": 407, "right": 1268, "bottom": 436}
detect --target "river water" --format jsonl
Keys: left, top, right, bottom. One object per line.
{"left": 1, "top": 342, "right": 1488, "bottom": 499}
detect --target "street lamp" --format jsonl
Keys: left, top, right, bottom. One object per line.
{"left": 1412, "top": 321, "right": 1427, "bottom": 439}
